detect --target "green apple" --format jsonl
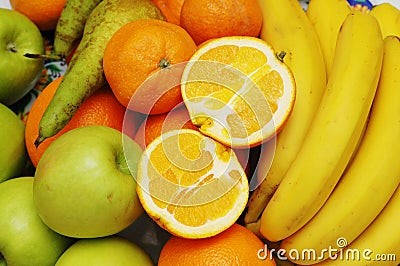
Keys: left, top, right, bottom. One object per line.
{"left": 0, "top": 103, "right": 27, "bottom": 183}
{"left": 0, "top": 177, "right": 73, "bottom": 266}
{"left": 33, "top": 125, "right": 144, "bottom": 238}
{"left": 0, "top": 8, "right": 45, "bottom": 105}
{"left": 55, "top": 235, "right": 153, "bottom": 265}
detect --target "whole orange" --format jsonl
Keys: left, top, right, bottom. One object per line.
{"left": 152, "top": 0, "right": 185, "bottom": 25}
{"left": 158, "top": 223, "right": 276, "bottom": 265}
{"left": 103, "top": 19, "right": 197, "bottom": 115}
{"left": 25, "top": 77, "right": 128, "bottom": 167}
{"left": 180, "top": 0, "right": 263, "bottom": 45}
{"left": 10, "top": 0, "right": 67, "bottom": 31}
{"left": 134, "top": 105, "right": 197, "bottom": 149}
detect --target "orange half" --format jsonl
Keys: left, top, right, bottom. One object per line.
{"left": 136, "top": 129, "right": 249, "bottom": 239}
{"left": 181, "top": 36, "right": 296, "bottom": 148}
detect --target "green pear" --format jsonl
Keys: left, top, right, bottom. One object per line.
{"left": 54, "top": 0, "right": 103, "bottom": 57}
{"left": 36, "top": 0, "right": 165, "bottom": 146}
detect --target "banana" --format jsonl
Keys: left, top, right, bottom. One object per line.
{"left": 315, "top": 184, "right": 400, "bottom": 266}
{"left": 306, "top": 0, "right": 351, "bottom": 77}
{"left": 54, "top": 0, "right": 103, "bottom": 58}
{"left": 259, "top": 11, "right": 383, "bottom": 242}
{"left": 280, "top": 35, "right": 400, "bottom": 265}
{"left": 371, "top": 3, "right": 400, "bottom": 38}
{"left": 244, "top": 0, "right": 327, "bottom": 233}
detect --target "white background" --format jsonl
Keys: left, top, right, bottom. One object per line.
{"left": 0, "top": 0, "right": 10, "bottom": 9}
{"left": 1, "top": 0, "right": 400, "bottom": 10}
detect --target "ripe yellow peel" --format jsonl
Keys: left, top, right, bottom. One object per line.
{"left": 136, "top": 129, "right": 249, "bottom": 239}
{"left": 181, "top": 36, "right": 295, "bottom": 148}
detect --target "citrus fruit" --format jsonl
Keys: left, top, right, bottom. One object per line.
{"left": 158, "top": 223, "right": 276, "bottom": 265}
{"left": 152, "top": 0, "right": 185, "bottom": 25}
{"left": 103, "top": 19, "right": 197, "bottom": 115}
{"left": 10, "top": 0, "right": 67, "bottom": 31}
{"left": 133, "top": 105, "right": 251, "bottom": 172}
{"left": 123, "top": 109, "right": 146, "bottom": 140}
{"left": 25, "top": 77, "right": 127, "bottom": 167}
{"left": 180, "top": 0, "right": 263, "bottom": 45}
{"left": 136, "top": 129, "right": 249, "bottom": 239}
{"left": 133, "top": 105, "right": 197, "bottom": 149}
{"left": 181, "top": 36, "right": 296, "bottom": 148}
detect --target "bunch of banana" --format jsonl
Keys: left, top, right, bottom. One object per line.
{"left": 54, "top": 0, "right": 103, "bottom": 58}
{"left": 306, "top": 0, "right": 351, "bottom": 78}
{"left": 259, "top": 11, "right": 383, "bottom": 242}
{"left": 316, "top": 182, "right": 400, "bottom": 266}
{"left": 245, "top": 0, "right": 327, "bottom": 234}
{"left": 281, "top": 34, "right": 400, "bottom": 265}
{"left": 371, "top": 2, "right": 400, "bottom": 38}
{"left": 34, "top": 0, "right": 165, "bottom": 147}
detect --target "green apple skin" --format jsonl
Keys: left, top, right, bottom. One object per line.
{"left": 0, "top": 177, "right": 74, "bottom": 266}
{"left": 55, "top": 235, "right": 153, "bottom": 265}
{"left": 0, "top": 8, "right": 45, "bottom": 105}
{"left": 33, "top": 125, "right": 144, "bottom": 238}
{"left": 0, "top": 103, "right": 27, "bottom": 183}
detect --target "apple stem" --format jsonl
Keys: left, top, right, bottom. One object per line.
{"left": 24, "top": 53, "right": 65, "bottom": 61}
{"left": 7, "top": 42, "right": 18, "bottom": 53}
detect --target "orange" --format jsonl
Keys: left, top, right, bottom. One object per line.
{"left": 152, "top": 0, "right": 185, "bottom": 26}
{"left": 10, "top": 0, "right": 67, "bottom": 31}
{"left": 134, "top": 105, "right": 251, "bottom": 172}
{"left": 25, "top": 77, "right": 128, "bottom": 167}
{"left": 103, "top": 19, "right": 197, "bottom": 115}
{"left": 123, "top": 109, "right": 146, "bottom": 141}
{"left": 180, "top": 0, "right": 263, "bottom": 45}
{"left": 134, "top": 105, "right": 197, "bottom": 149}
{"left": 136, "top": 129, "right": 249, "bottom": 239}
{"left": 181, "top": 36, "right": 296, "bottom": 148}
{"left": 158, "top": 223, "right": 276, "bottom": 265}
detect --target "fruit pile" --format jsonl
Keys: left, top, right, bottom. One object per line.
{"left": 0, "top": 0, "right": 399, "bottom": 265}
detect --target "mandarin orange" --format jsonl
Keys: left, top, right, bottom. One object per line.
{"left": 158, "top": 223, "right": 276, "bottom": 265}
{"left": 152, "top": 0, "right": 185, "bottom": 25}
{"left": 103, "top": 19, "right": 197, "bottom": 115}
{"left": 134, "top": 105, "right": 197, "bottom": 149}
{"left": 25, "top": 77, "right": 128, "bottom": 167}
{"left": 180, "top": 0, "right": 263, "bottom": 45}
{"left": 10, "top": 0, "right": 67, "bottom": 31}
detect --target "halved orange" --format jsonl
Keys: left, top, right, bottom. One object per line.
{"left": 181, "top": 36, "right": 296, "bottom": 148}
{"left": 136, "top": 129, "right": 249, "bottom": 239}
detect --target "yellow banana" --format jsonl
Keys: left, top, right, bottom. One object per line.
{"left": 259, "top": 11, "right": 383, "bottom": 242}
{"left": 280, "top": 35, "right": 400, "bottom": 265}
{"left": 244, "top": 0, "right": 327, "bottom": 234}
{"left": 306, "top": 0, "right": 351, "bottom": 77}
{"left": 315, "top": 184, "right": 400, "bottom": 266}
{"left": 371, "top": 3, "right": 400, "bottom": 38}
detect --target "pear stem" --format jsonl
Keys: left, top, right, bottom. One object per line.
{"left": 24, "top": 53, "right": 65, "bottom": 61}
